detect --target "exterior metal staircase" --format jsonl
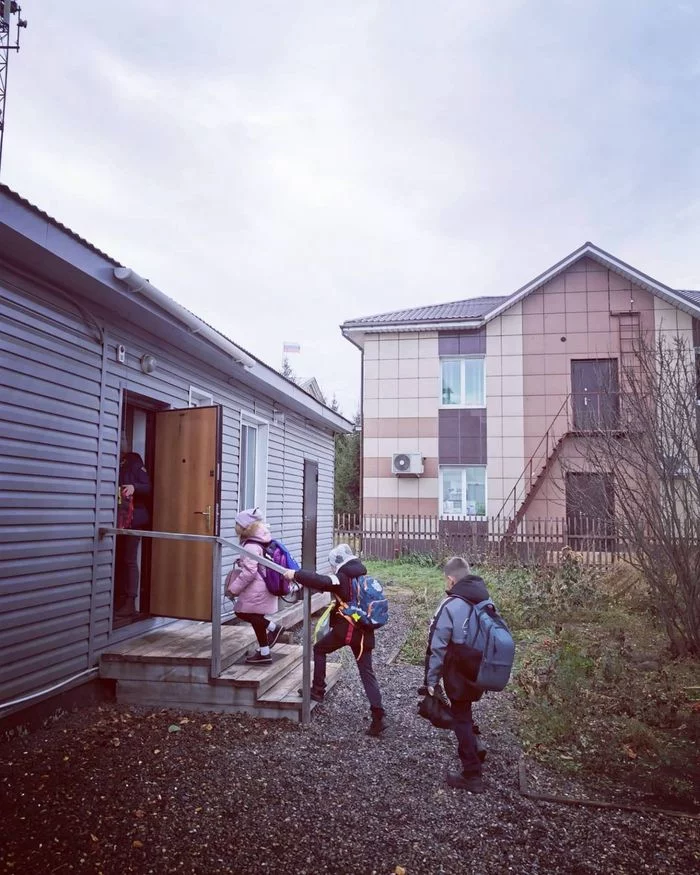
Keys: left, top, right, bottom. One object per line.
{"left": 496, "top": 394, "right": 572, "bottom": 536}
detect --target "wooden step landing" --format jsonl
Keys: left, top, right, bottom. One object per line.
{"left": 110, "top": 646, "right": 343, "bottom": 722}
{"left": 99, "top": 594, "right": 338, "bottom": 721}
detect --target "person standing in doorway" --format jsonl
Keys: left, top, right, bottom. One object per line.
{"left": 115, "top": 451, "right": 151, "bottom": 617}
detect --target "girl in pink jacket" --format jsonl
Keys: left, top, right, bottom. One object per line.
{"left": 228, "top": 508, "right": 285, "bottom": 664}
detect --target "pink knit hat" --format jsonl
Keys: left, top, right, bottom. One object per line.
{"left": 235, "top": 507, "right": 264, "bottom": 529}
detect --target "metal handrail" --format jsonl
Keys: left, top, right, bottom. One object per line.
{"left": 99, "top": 527, "right": 312, "bottom": 724}
{"left": 495, "top": 393, "right": 572, "bottom": 522}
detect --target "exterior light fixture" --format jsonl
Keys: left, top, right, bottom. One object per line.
{"left": 140, "top": 354, "right": 157, "bottom": 374}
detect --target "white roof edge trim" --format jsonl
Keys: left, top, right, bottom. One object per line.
{"left": 342, "top": 320, "right": 484, "bottom": 335}
{"left": 114, "top": 267, "right": 256, "bottom": 369}
{"left": 113, "top": 268, "right": 352, "bottom": 432}
{"left": 484, "top": 242, "right": 700, "bottom": 324}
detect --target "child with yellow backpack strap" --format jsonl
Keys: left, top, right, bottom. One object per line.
{"left": 283, "top": 543, "right": 389, "bottom": 737}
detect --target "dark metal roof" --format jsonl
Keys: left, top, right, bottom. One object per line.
{"left": 0, "top": 183, "right": 123, "bottom": 266}
{"left": 677, "top": 289, "right": 700, "bottom": 307}
{"left": 0, "top": 184, "right": 352, "bottom": 427}
{"left": 343, "top": 295, "right": 510, "bottom": 327}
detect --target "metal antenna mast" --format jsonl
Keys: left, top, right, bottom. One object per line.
{"left": 0, "top": 1, "right": 28, "bottom": 176}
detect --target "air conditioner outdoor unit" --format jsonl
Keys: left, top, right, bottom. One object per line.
{"left": 391, "top": 452, "right": 424, "bottom": 476}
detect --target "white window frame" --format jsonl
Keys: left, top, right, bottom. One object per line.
{"left": 189, "top": 385, "right": 214, "bottom": 408}
{"left": 238, "top": 411, "right": 269, "bottom": 515}
{"left": 439, "top": 465, "right": 487, "bottom": 518}
{"left": 439, "top": 356, "right": 486, "bottom": 408}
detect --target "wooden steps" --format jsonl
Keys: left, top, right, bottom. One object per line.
{"left": 99, "top": 594, "right": 339, "bottom": 721}
{"left": 258, "top": 662, "right": 342, "bottom": 711}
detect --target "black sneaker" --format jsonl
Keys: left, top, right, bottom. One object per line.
{"left": 446, "top": 772, "right": 486, "bottom": 793}
{"left": 245, "top": 651, "right": 272, "bottom": 665}
{"left": 366, "top": 717, "right": 388, "bottom": 737}
{"left": 267, "top": 625, "right": 286, "bottom": 648}
{"left": 297, "top": 687, "right": 324, "bottom": 702}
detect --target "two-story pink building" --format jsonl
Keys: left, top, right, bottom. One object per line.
{"left": 342, "top": 243, "right": 700, "bottom": 533}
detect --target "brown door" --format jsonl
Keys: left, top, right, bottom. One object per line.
{"left": 571, "top": 359, "right": 619, "bottom": 430}
{"left": 566, "top": 472, "right": 614, "bottom": 551}
{"left": 149, "top": 405, "right": 222, "bottom": 620}
{"left": 302, "top": 460, "right": 318, "bottom": 569}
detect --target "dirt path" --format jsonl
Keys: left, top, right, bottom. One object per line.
{"left": 1, "top": 598, "right": 698, "bottom": 874}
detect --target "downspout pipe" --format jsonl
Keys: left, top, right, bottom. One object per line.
{"left": 113, "top": 267, "right": 256, "bottom": 369}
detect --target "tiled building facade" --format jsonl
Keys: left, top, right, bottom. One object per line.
{"left": 343, "top": 243, "right": 699, "bottom": 525}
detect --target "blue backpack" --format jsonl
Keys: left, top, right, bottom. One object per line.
{"left": 461, "top": 599, "right": 515, "bottom": 692}
{"left": 340, "top": 575, "right": 389, "bottom": 629}
{"left": 262, "top": 540, "right": 299, "bottom": 598}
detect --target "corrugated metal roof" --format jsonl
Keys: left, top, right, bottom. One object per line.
{"left": 344, "top": 249, "right": 700, "bottom": 332}
{"left": 343, "top": 295, "right": 510, "bottom": 327}
{"left": 0, "top": 184, "right": 351, "bottom": 426}
{"left": 677, "top": 289, "right": 700, "bottom": 307}
{"left": 0, "top": 183, "right": 123, "bottom": 266}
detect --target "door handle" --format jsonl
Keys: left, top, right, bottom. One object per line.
{"left": 194, "top": 505, "right": 213, "bottom": 532}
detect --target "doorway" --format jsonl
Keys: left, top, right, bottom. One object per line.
{"left": 114, "top": 392, "right": 222, "bottom": 628}
{"left": 571, "top": 359, "right": 619, "bottom": 430}
{"left": 566, "top": 472, "right": 614, "bottom": 552}
{"left": 114, "top": 392, "right": 160, "bottom": 628}
{"left": 302, "top": 460, "right": 319, "bottom": 570}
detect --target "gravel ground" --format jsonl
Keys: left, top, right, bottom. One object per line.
{"left": 1, "top": 597, "right": 698, "bottom": 875}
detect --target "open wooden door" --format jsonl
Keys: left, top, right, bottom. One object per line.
{"left": 149, "top": 405, "right": 222, "bottom": 620}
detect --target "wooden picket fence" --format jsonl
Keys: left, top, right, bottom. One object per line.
{"left": 333, "top": 513, "right": 621, "bottom": 568}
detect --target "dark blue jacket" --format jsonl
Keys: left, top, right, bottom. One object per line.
{"left": 119, "top": 453, "right": 151, "bottom": 529}
{"left": 294, "top": 557, "right": 376, "bottom": 649}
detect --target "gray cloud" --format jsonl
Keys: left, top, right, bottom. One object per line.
{"left": 4, "top": 0, "right": 699, "bottom": 413}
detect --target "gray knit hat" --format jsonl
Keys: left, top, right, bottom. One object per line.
{"left": 328, "top": 543, "right": 356, "bottom": 569}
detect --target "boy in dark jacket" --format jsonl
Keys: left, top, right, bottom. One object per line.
{"left": 425, "top": 555, "right": 489, "bottom": 793}
{"left": 283, "top": 543, "right": 388, "bottom": 737}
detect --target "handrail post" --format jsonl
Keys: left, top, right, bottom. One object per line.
{"left": 301, "top": 585, "right": 312, "bottom": 725}
{"left": 210, "top": 538, "right": 223, "bottom": 678}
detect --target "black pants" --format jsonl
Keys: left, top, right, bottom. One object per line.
{"left": 313, "top": 624, "right": 384, "bottom": 714}
{"left": 452, "top": 699, "right": 481, "bottom": 778}
{"left": 235, "top": 612, "right": 270, "bottom": 648}
{"left": 115, "top": 534, "right": 140, "bottom": 602}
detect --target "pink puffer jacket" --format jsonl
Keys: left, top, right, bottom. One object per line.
{"left": 228, "top": 539, "right": 278, "bottom": 615}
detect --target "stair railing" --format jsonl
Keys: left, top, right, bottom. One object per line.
{"left": 495, "top": 393, "right": 572, "bottom": 523}
{"left": 99, "top": 528, "right": 313, "bottom": 724}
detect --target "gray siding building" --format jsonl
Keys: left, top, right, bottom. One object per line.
{"left": 0, "top": 185, "right": 351, "bottom": 718}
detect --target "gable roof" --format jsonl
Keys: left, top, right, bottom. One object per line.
{"left": 341, "top": 242, "right": 700, "bottom": 343}
{"left": 484, "top": 241, "right": 700, "bottom": 323}
{"left": 299, "top": 377, "right": 327, "bottom": 404}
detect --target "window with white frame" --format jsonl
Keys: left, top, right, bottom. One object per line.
{"left": 440, "top": 466, "right": 487, "bottom": 517}
{"left": 440, "top": 357, "right": 485, "bottom": 407}
{"left": 189, "top": 386, "right": 214, "bottom": 407}
{"left": 239, "top": 414, "right": 269, "bottom": 512}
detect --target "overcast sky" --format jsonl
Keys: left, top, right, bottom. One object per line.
{"left": 4, "top": 1, "right": 699, "bottom": 414}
